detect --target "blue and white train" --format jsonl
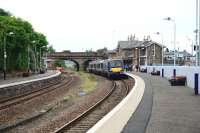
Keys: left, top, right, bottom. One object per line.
{"left": 87, "top": 59, "right": 125, "bottom": 79}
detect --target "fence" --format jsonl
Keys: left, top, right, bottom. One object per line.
{"left": 141, "top": 65, "right": 200, "bottom": 91}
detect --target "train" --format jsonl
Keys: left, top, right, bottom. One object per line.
{"left": 87, "top": 59, "right": 125, "bottom": 79}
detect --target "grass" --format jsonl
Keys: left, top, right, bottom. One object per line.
{"left": 57, "top": 71, "right": 98, "bottom": 108}
{"left": 77, "top": 71, "right": 97, "bottom": 93}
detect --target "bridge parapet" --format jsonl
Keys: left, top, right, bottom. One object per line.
{"left": 45, "top": 51, "right": 107, "bottom": 71}
{"left": 47, "top": 52, "right": 106, "bottom": 58}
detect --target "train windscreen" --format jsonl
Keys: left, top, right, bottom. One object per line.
{"left": 110, "top": 60, "right": 123, "bottom": 68}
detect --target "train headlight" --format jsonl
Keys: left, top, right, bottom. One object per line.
{"left": 111, "top": 68, "right": 122, "bottom": 72}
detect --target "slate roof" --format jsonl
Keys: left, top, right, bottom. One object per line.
{"left": 178, "top": 51, "right": 192, "bottom": 56}
{"left": 107, "top": 49, "right": 117, "bottom": 53}
{"left": 118, "top": 40, "right": 165, "bottom": 49}
{"left": 118, "top": 40, "right": 142, "bottom": 49}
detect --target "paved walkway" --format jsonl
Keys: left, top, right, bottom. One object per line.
{"left": 123, "top": 72, "right": 200, "bottom": 133}
{"left": 122, "top": 72, "right": 153, "bottom": 133}
{"left": 0, "top": 70, "right": 57, "bottom": 86}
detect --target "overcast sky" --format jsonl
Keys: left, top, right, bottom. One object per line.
{"left": 0, "top": 0, "right": 196, "bottom": 52}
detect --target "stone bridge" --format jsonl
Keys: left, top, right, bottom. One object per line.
{"left": 46, "top": 51, "right": 107, "bottom": 71}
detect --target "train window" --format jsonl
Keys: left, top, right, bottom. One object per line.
{"left": 110, "top": 60, "right": 123, "bottom": 68}
{"left": 100, "top": 63, "right": 103, "bottom": 69}
{"left": 103, "top": 62, "right": 107, "bottom": 69}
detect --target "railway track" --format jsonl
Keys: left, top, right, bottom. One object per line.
{"left": 0, "top": 77, "right": 64, "bottom": 104}
{"left": 52, "top": 79, "right": 130, "bottom": 133}
{"left": 122, "top": 80, "right": 130, "bottom": 96}
{"left": 0, "top": 75, "right": 74, "bottom": 110}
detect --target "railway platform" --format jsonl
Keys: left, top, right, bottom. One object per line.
{"left": 123, "top": 72, "right": 200, "bottom": 133}
{"left": 88, "top": 72, "right": 200, "bottom": 133}
{"left": 0, "top": 70, "right": 60, "bottom": 88}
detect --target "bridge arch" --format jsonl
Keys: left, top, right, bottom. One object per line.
{"left": 83, "top": 59, "right": 93, "bottom": 71}
{"left": 66, "top": 59, "right": 79, "bottom": 71}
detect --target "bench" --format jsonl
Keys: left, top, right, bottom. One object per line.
{"left": 169, "top": 76, "right": 186, "bottom": 86}
{"left": 140, "top": 68, "right": 147, "bottom": 73}
{"left": 40, "top": 69, "right": 45, "bottom": 74}
{"left": 151, "top": 71, "right": 160, "bottom": 76}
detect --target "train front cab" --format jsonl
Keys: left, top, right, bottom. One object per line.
{"left": 107, "top": 59, "right": 124, "bottom": 79}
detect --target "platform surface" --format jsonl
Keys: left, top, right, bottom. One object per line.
{"left": 123, "top": 72, "right": 200, "bottom": 133}
{"left": 87, "top": 73, "right": 145, "bottom": 133}
{"left": 0, "top": 70, "right": 59, "bottom": 88}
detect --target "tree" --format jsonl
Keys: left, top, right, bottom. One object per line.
{"left": 54, "top": 60, "right": 66, "bottom": 68}
{"left": 0, "top": 8, "right": 11, "bottom": 16}
{"left": 0, "top": 9, "right": 49, "bottom": 72}
{"left": 47, "top": 45, "right": 55, "bottom": 53}
{"left": 96, "top": 47, "right": 107, "bottom": 55}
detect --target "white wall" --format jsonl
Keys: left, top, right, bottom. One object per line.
{"left": 141, "top": 65, "right": 200, "bottom": 91}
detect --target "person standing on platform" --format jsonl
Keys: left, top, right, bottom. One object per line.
{"left": 135, "top": 65, "right": 139, "bottom": 72}
{"left": 124, "top": 64, "right": 128, "bottom": 71}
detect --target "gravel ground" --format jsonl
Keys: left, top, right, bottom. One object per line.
{"left": 2, "top": 72, "right": 134, "bottom": 133}
{"left": 64, "top": 80, "right": 130, "bottom": 133}
{"left": 20, "top": 75, "right": 111, "bottom": 133}
{"left": 0, "top": 75, "right": 75, "bottom": 130}
{"left": 5, "top": 73, "right": 112, "bottom": 133}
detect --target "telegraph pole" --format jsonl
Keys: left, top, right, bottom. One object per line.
{"left": 196, "top": 0, "right": 199, "bottom": 66}
{"left": 3, "top": 36, "right": 7, "bottom": 80}
{"left": 198, "top": 0, "right": 200, "bottom": 65}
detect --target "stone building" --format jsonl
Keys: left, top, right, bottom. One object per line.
{"left": 164, "top": 50, "right": 193, "bottom": 65}
{"left": 117, "top": 36, "right": 164, "bottom": 66}
{"left": 107, "top": 49, "right": 117, "bottom": 59}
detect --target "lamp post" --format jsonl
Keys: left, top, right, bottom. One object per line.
{"left": 186, "top": 37, "right": 193, "bottom": 55}
{"left": 194, "top": 0, "right": 199, "bottom": 66}
{"left": 112, "top": 30, "right": 116, "bottom": 50}
{"left": 3, "top": 32, "right": 14, "bottom": 80}
{"left": 39, "top": 46, "right": 46, "bottom": 71}
{"left": 39, "top": 47, "right": 42, "bottom": 71}
{"left": 45, "top": 51, "right": 48, "bottom": 70}
{"left": 155, "top": 32, "right": 164, "bottom": 66}
{"left": 199, "top": 0, "right": 200, "bottom": 66}
{"left": 194, "top": 29, "right": 198, "bottom": 66}
{"left": 177, "top": 46, "right": 180, "bottom": 65}
{"left": 27, "top": 44, "right": 30, "bottom": 72}
{"left": 186, "top": 36, "right": 194, "bottom": 64}
{"left": 32, "top": 40, "right": 37, "bottom": 72}
{"left": 164, "top": 17, "right": 176, "bottom": 66}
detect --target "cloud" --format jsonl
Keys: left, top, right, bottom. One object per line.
{"left": 0, "top": 0, "right": 196, "bottom": 52}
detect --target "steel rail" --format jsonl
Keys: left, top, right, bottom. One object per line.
{"left": 0, "top": 76, "right": 74, "bottom": 110}
{"left": 52, "top": 81, "right": 117, "bottom": 133}
{"left": 121, "top": 80, "right": 130, "bottom": 97}
{"left": 0, "top": 77, "right": 64, "bottom": 104}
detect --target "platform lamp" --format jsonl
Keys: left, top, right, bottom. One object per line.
{"left": 39, "top": 46, "right": 47, "bottom": 71}
{"left": 155, "top": 32, "right": 164, "bottom": 66}
{"left": 3, "top": 32, "right": 14, "bottom": 80}
{"left": 32, "top": 40, "right": 37, "bottom": 73}
{"left": 163, "top": 17, "right": 176, "bottom": 66}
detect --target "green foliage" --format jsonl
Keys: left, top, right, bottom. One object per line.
{"left": 96, "top": 47, "right": 107, "bottom": 55}
{"left": 54, "top": 60, "right": 66, "bottom": 68}
{"left": 0, "top": 8, "right": 11, "bottom": 16}
{"left": 78, "top": 72, "right": 97, "bottom": 93}
{"left": 0, "top": 8, "right": 51, "bottom": 72}
{"left": 47, "top": 45, "right": 55, "bottom": 53}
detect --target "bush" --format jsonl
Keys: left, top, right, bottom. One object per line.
{"left": 22, "top": 72, "right": 30, "bottom": 77}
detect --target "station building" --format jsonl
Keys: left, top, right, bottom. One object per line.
{"left": 116, "top": 35, "right": 164, "bottom": 67}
